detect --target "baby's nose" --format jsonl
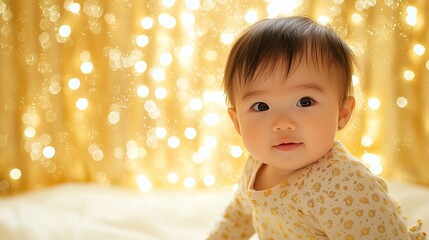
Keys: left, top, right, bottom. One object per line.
{"left": 272, "top": 114, "right": 296, "bottom": 131}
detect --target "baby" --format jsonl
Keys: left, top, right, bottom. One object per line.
{"left": 208, "top": 16, "right": 426, "bottom": 239}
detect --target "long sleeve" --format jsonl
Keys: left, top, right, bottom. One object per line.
{"left": 309, "top": 157, "right": 427, "bottom": 240}
{"left": 207, "top": 170, "right": 255, "bottom": 239}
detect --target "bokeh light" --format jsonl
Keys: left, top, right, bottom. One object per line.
{"left": 1, "top": 0, "right": 428, "bottom": 196}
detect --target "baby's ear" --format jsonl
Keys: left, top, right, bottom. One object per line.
{"left": 228, "top": 108, "right": 241, "bottom": 135}
{"left": 338, "top": 96, "right": 355, "bottom": 129}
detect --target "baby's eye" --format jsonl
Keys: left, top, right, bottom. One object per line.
{"left": 296, "top": 97, "right": 315, "bottom": 107}
{"left": 251, "top": 102, "right": 270, "bottom": 111}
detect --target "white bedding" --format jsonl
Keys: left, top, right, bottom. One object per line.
{"left": 0, "top": 180, "right": 428, "bottom": 240}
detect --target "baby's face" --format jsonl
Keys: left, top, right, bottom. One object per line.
{"left": 228, "top": 58, "right": 349, "bottom": 174}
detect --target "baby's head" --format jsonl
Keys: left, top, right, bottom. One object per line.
{"left": 223, "top": 16, "right": 356, "bottom": 108}
{"left": 223, "top": 16, "right": 357, "bottom": 171}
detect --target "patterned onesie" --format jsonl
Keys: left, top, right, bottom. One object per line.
{"left": 208, "top": 141, "right": 426, "bottom": 240}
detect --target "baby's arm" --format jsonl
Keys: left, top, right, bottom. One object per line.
{"left": 312, "top": 162, "right": 426, "bottom": 239}
{"left": 207, "top": 177, "right": 255, "bottom": 240}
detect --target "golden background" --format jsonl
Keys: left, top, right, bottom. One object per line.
{"left": 0, "top": 0, "right": 428, "bottom": 196}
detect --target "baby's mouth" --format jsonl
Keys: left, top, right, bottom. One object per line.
{"left": 273, "top": 142, "right": 302, "bottom": 151}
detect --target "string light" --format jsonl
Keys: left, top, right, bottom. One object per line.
{"left": 167, "top": 172, "right": 179, "bottom": 184}
{"left": 80, "top": 62, "right": 93, "bottom": 74}
{"left": 396, "top": 97, "right": 408, "bottom": 108}
{"left": 405, "top": 6, "right": 417, "bottom": 26}
{"left": 244, "top": 10, "right": 258, "bottom": 24}
{"left": 413, "top": 44, "right": 425, "bottom": 56}
{"left": 368, "top": 97, "right": 381, "bottom": 110}
{"left": 76, "top": 98, "right": 89, "bottom": 110}
{"left": 136, "top": 175, "right": 152, "bottom": 192}
{"left": 404, "top": 70, "right": 415, "bottom": 81}
{"left": 10, "top": 169, "right": 22, "bottom": 180}
{"left": 140, "top": 17, "right": 154, "bottom": 29}
{"left": 351, "top": 13, "right": 362, "bottom": 24}
{"left": 68, "top": 3, "right": 80, "bottom": 14}
{"left": 361, "top": 136, "right": 373, "bottom": 147}
{"left": 317, "top": 16, "right": 330, "bottom": 25}
{"left": 362, "top": 153, "right": 383, "bottom": 175}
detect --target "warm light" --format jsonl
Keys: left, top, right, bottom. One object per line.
{"left": 178, "top": 45, "right": 194, "bottom": 65}
{"left": 126, "top": 146, "right": 138, "bottom": 160}
{"left": 134, "top": 60, "right": 147, "bottom": 73}
{"left": 368, "top": 97, "right": 380, "bottom": 110}
{"left": 10, "top": 169, "right": 22, "bottom": 180}
{"left": 198, "top": 146, "right": 211, "bottom": 159}
{"left": 244, "top": 10, "right": 258, "bottom": 24}
{"left": 184, "top": 127, "right": 197, "bottom": 140}
{"left": 167, "top": 172, "right": 179, "bottom": 183}
{"left": 76, "top": 98, "right": 89, "bottom": 110}
{"left": 317, "top": 16, "right": 330, "bottom": 25}
{"left": 352, "top": 74, "right": 359, "bottom": 86}
{"left": 203, "top": 90, "right": 225, "bottom": 104}
{"left": 155, "top": 127, "right": 167, "bottom": 139}
{"left": 80, "top": 51, "right": 91, "bottom": 61}
{"left": 396, "top": 97, "right": 408, "bottom": 108}
{"left": 232, "top": 183, "right": 239, "bottom": 192}
{"left": 24, "top": 127, "right": 36, "bottom": 138}
{"left": 158, "top": 13, "right": 176, "bottom": 29}
{"left": 362, "top": 153, "right": 383, "bottom": 175}
{"left": 426, "top": 60, "right": 429, "bottom": 70}
{"left": 137, "top": 85, "right": 149, "bottom": 98}
{"left": 154, "top": 87, "right": 167, "bottom": 99}
{"left": 58, "top": 25, "right": 71, "bottom": 37}
{"left": 69, "top": 3, "right": 80, "bottom": 14}
{"left": 192, "top": 152, "right": 204, "bottom": 164}
{"left": 108, "top": 111, "right": 120, "bottom": 124}
{"left": 49, "top": 82, "right": 61, "bottom": 94}
{"left": 136, "top": 35, "right": 149, "bottom": 47}
{"left": 220, "top": 32, "right": 234, "bottom": 45}
{"left": 151, "top": 67, "right": 165, "bottom": 81}
{"left": 266, "top": 0, "right": 300, "bottom": 17}
{"left": 351, "top": 13, "right": 362, "bottom": 24}
{"left": 406, "top": 6, "right": 417, "bottom": 16}
{"left": 126, "top": 140, "right": 138, "bottom": 150}
{"left": 22, "top": 111, "right": 40, "bottom": 127}
{"left": 185, "top": 0, "right": 200, "bottom": 10}
{"left": 361, "top": 136, "right": 373, "bottom": 147}
{"left": 181, "top": 12, "right": 195, "bottom": 26}
{"left": 203, "top": 49, "right": 218, "bottom": 62}
{"left": 80, "top": 61, "right": 93, "bottom": 74}
{"left": 413, "top": 44, "right": 425, "bottom": 56}
{"left": 404, "top": 70, "right": 415, "bottom": 81}
{"left": 91, "top": 148, "right": 104, "bottom": 161}
{"left": 203, "top": 175, "right": 215, "bottom": 186}
{"left": 167, "top": 136, "right": 180, "bottom": 148}
{"left": 136, "top": 175, "right": 152, "bottom": 192}
{"left": 140, "top": 17, "right": 154, "bottom": 29}
{"left": 405, "top": 5, "right": 417, "bottom": 27}
{"left": 159, "top": 52, "right": 173, "bottom": 65}
{"left": 205, "top": 136, "right": 217, "bottom": 148}
{"left": 43, "top": 146, "right": 55, "bottom": 158}
{"left": 113, "top": 147, "right": 124, "bottom": 159}
{"left": 184, "top": 177, "right": 196, "bottom": 188}
{"left": 230, "top": 145, "right": 243, "bottom": 158}
{"left": 190, "top": 98, "right": 203, "bottom": 110}
{"left": 162, "top": 0, "right": 176, "bottom": 7}
{"left": 406, "top": 16, "right": 417, "bottom": 26}
{"left": 204, "top": 113, "right": 219, "bottom": 126}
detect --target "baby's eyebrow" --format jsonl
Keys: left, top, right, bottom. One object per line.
{"left": 241, "top": 90, "right": 268, "bottom": 101}
{"left": 293, "top": 83, "right": 324, "bottom": 92}
{"left": 241, "top": 83, "right": 324, "bottom": 100}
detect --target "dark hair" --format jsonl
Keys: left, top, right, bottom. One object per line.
{"left": 223, "top": 16, "right": 356, "bottom": 107}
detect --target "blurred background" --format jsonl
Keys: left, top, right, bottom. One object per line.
{"left": 0, "top": 0, "right": 428, "bottom": 196}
